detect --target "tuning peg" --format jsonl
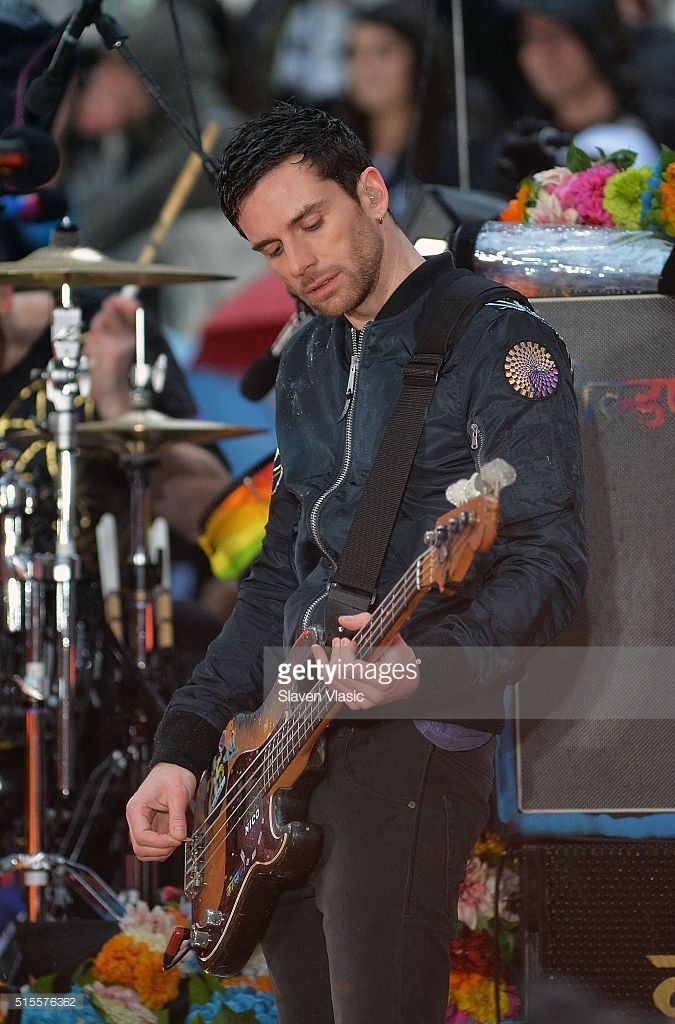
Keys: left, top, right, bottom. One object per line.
{"left": 445, "top": 473, "right": 479, "bottom": 508}
{"left": 475, "top": 459, "right": 516, "bottom": 496}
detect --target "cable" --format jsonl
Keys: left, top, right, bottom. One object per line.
{"left": 166, "top": 0, "right": 202, "bottom": 141}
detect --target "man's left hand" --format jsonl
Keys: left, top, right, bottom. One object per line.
{"left": 311, "top": 612, "right": 419, "bottom": 710}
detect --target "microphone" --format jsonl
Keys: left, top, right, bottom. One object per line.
{"left": 240, "top": 302, "right": 314, "bottom": 401}
{"left": 25, "top": 0, "right": 103, "bottom": 120}
{"left": 0, "top": 126, "right": 61, "bottom": 192}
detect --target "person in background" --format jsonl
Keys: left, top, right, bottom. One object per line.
{"left": 614, "top": 0, "right": 675, "bottom": 145}
{"left": 58, "top": 0, "right": 264, "bottom": 338}
{"left": 497, "top": 0, "right": 660, "bottom": 183}
{"left": 337, "top": 2, "right": 506, "bottom": 217}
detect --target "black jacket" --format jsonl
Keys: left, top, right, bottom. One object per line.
{"left": 152, "top": 255, "right": 588, "bottom": 778}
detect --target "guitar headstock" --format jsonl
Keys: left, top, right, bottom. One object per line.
{"left": 420, "top": 459, "right": 516, "bottom": 593}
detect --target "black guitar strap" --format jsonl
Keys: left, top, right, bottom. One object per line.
{"left": 323, "top": 267, "right": 528, "bottom": 640}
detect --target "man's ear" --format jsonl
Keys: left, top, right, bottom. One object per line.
{"left": 358, "top": 166, "right": 389, "bottom": 221}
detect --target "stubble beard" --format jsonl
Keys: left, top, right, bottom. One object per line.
{"left": 303, "top": 217, "right": 384, "bottom": 319}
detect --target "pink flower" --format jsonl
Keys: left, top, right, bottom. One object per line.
{"left": 527, "top": 189, "right": 579, "bottom": 224}
{"left": 533, "top": 166, "right": 573, "bottom": 194}
{"left": 557, "top": 164, "right": 617, "bottom": 225}
{"left": 457, "top": 857, "right": 493, "bottom": 930}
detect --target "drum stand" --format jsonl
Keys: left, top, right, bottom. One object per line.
{"left": 1, "top": 281, "right": 124, "bottom": 923}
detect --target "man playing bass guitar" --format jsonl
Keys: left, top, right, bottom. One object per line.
{"left": 127, "top": 105, "right": 587, "bottom": 1024}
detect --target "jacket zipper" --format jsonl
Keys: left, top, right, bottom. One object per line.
{"left": 302, "top": 324, "right": 366, "bottom": 629}
{"left": 469, "top": 422, "right": 484, "bottom": 472}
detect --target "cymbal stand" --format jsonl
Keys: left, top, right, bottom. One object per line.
{"left": 1, "top": 286, "right": 123, "bottom": 922}
{"left": 45, "top": 280, "right": 88, "bottom": 799}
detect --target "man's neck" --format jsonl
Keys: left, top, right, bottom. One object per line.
{"left": 345, "top": 225, "right": 424, "bottom": 332}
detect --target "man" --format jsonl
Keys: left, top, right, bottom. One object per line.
{"left": 127, "top": 105, "right": 587, "bottom": 1024}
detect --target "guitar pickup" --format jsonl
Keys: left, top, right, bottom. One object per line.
{"left": 184, "top": 828, "right": 205, "bottom": 898}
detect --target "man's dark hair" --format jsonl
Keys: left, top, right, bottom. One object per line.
{"left": 217, "top": 103, "right": 371, "bottom": 228}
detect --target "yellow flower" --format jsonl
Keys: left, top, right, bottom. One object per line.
{"left": 472, "top": 833, "right": 505, "bottom": 859}
{"left": 451, "top": 972, "right": 511, "bottom": 1023}
{"left": 602, "top": 165, "right": 651, "bottom": 229}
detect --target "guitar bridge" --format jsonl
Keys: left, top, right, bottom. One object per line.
{"left": 184, "top": 828, "right": 205, "bottom": 898}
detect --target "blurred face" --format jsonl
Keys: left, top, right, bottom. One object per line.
{"left": 238, "top": 157, "right": 384, "bottom": 320}
{"left": 517, "top": 13, "right": 599, "bottom": 105}
{"left": 72, "top": 55, "right": 151, "bottom": 137}
{"left": 347, "top": 21, "right": 416, "bottom": 115}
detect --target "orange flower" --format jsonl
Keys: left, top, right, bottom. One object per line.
{"left": 664, "top": 162, "right": 675, "bottom": 187}
{"left": 134, "top": 951, "right": 180, "bottom": 1010}
{"left": 93, "top": 934, "right": 139, "bottom": 985}
{"left": 92, "top": 933, "right": 179, "bottom": 1010}
{"left": 659, "top": 181, "right": 675, "bottom": 233}
{"left": 499, "top": 182, "right": 532, "bottom": 222}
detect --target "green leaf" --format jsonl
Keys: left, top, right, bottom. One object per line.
{"left": 188, "top": 974, "right": 214, "bottom": 1006}
{"left": 212, "top": 1008, "right": 258, "bottom": 1024}
{"left": 72, "top": 959, "right": 95, "bottom": 988}
{"left": 607, "top": 149, "right": 638, "bottom": 170}
{"left": 188, "top": 1015, "right": 205, "bottom": 1024}
{"left": 659, "top": 144, "right": 675, "bottom": 171}
{"left": 566, "top": 140, "right": 593, "bottom": 172}
{"left": 156, "top": 1009, "right": 170, "bottom": 1024}
{"left": 30, "top": 972, "right": 57, "bottom": 994}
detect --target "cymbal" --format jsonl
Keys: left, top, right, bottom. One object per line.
{"left": 77, "top": 409, "right": 265, "bottom": 450}
{"left": 0, "top": 243, "right": 233, "bottom": 287}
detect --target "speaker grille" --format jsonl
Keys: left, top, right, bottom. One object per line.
{"left": 516, "top": 296, "right": 675, "bottom": 814}
{"left": 521, "top": 840, "right": 675, "bottom": 1017}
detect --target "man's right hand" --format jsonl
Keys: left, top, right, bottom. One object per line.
{"left": 126, "top": 762, "right": 197, "bottom": 862}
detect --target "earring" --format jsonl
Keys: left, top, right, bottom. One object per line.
{"left": 378, "top": 214, "right": 384, "bottom": 224}
{"left": 368, "top": 194, "right": 377, "bottom": 203}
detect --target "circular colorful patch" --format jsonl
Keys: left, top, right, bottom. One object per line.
{"left": 504, "top": 341, "right": 559, "bottom": 400}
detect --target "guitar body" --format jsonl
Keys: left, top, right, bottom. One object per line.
{"left": 186, "top": 629, "right": 327, "bottom": 976}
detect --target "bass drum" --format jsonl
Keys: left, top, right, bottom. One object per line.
{"left": 199, "top": 453, "right": 275, "bottom": 581}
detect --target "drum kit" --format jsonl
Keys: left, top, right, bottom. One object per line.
{"left": 0, "top": 229, "right": 264, "bottom": 926}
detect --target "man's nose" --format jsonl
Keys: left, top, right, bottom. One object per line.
{"left": 284, "top": 238, "right": 316, "bottom": 280}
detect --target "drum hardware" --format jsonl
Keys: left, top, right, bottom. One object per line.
{"left": 0, "top": 224, "right": 262, "bottom": 919}
{"left": 0, "top": 241, "right": 233, "bottom": 288}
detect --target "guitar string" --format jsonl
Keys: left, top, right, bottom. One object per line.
{"left": 194, "top": 559, "right": 425, "bottom": 869}
{"left": 194, "top": 551, "right": 429, "bottom": 839}
{"left": 193, "top": 558, "right": 431, "bottom": 875}
{"left": 194, "top": 551, "right": 428, "bottom": 840}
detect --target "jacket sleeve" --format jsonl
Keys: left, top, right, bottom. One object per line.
{"left": 150, "top": 462, "right": 300, "bottom": 778}
{"left": 410, "top": 304, "right": 589, "bottom": 692}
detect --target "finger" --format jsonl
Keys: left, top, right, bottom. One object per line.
{"left": 166, "top": 784, "right": 189, "bottom": 841}
{"left": 311, "top": 643, "right": 328, "bottom": 665}
{"left": 337, "top": 612, "right": 371, "bottom": 629}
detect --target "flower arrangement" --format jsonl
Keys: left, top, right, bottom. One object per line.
{"left": 8, "top": 840, "right": 522, "bottom": 1024}
{"left": 500, "top": 142, "right": 675, "bottom": 238}
{"left": 11, "top": 891, "right": 276, "bottom": 1024}
{"left": 447, "top": 834, "right": 522, "bottom": 1024}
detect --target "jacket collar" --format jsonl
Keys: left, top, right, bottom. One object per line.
{"left": 374, "top": 252, "right": 456, "bottom": 321}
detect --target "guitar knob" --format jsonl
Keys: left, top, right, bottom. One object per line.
{"left": 190, "top": 927, "right": 211, "bottom": 950}
{"left": 204, "top": 908, "right": 225, "bottom": 928}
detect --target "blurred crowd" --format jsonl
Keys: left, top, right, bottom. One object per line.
{"left": 11, "top": 0, "right": 675, "bottom": 331}
{"left": 2, "top": 0, "right": 675, "bottom": 614}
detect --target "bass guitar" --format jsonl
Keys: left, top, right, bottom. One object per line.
{"left": 167, "top": 458, "right": 514, "bottom": 975}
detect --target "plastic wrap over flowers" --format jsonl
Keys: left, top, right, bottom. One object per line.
{"left": 472, "top": 221, "right": 674, "bottom": 297}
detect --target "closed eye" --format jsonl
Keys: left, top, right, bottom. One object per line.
{"left": 304, "top": 218, "right": 323, "bottom": 232}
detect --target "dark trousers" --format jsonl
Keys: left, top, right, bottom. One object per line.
{"left": 261, "top": 719, "right": 494, "bottom": 1024}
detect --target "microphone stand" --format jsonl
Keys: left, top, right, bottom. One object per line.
{"left": 91, "top": 11, "right": 219, "bottom": 186}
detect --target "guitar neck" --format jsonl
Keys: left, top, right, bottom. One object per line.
{"left": 353, "top": 550, "right": 429, "bottom": 660}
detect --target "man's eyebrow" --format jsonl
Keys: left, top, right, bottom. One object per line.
{"left": 251, "top": 199, "right": 326, "bottom": 252}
